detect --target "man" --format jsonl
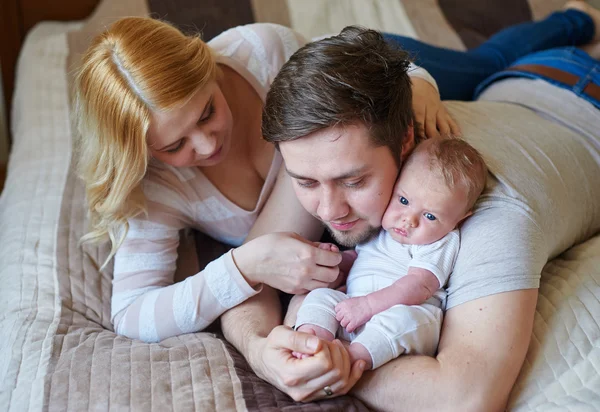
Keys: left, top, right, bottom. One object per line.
{"left": 221, "top": 26, "right": 600, "bottom": 411}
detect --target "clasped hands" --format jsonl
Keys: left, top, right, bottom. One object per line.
{"left": 252, "top": 325, "right": 367, "bottom": 402}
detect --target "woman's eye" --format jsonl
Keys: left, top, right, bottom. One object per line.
{"left": 399, "top": 196, "right": 409, "bottom": 205}
{"left": 424, "top": 213, "right": 437, "bottom": 221}
{"left": 166, "top": 140, "right": 184, "bottom": 153}
{"left": 199, "top": 104, "right": 215, "bottom": 123}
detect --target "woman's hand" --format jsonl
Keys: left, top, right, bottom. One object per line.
{"left": 411, "top": 77, "right": 461, "bottom": 139}
{"left": 233, "top": 232, "right": 343, "bottom": 294}
{"left": 251, "top": 326, "right": 366, "bottom": 402}
{"left": 322, "top": 247, "right": 357, "bottom": 290}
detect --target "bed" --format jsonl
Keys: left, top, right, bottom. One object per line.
{"left": 1, "top": 0, "right": 598, "bottom": 410}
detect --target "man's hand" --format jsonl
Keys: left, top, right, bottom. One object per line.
{"left": 251, "top": 325, "right": 367, "bottom": 402}
{"left": 411, "top": 77, "right": 461, "bottom": 139}
{"left": 335, "top": 296, "right": 373, "bottom": 333}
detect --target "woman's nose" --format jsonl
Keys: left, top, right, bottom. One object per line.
{"left": 189, "top": 130, "right": 218, "bottom": 155}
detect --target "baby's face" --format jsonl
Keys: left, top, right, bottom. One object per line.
{"left": 382, "top": 156, "right": 471, "bottom": 245}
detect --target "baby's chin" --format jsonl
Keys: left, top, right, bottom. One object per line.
{"left": 389, "top": 231, "right": 447, "bottom": 246}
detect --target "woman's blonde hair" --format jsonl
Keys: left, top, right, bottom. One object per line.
{"left": 74, "top": 17, "right": 218, "bottom": 264}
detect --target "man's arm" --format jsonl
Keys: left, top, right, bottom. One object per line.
{"left": 221, "top": 167, "right": 366, "bottom": 397}
{"left": 220, "top": 165, "right": 323, "bottom": 372}
{"left": 352, "top": 289, "right": 537, "bottom": 412}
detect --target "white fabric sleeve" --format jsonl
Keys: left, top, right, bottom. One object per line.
{"left": 113, "top": 236, "right": 261, "bottom": 343}
{"left": 409, "top": 230, "right": 460, "bottom": 288}
{"left": 209, "top": 23, "right": 308, "bottom": 93}
{"left": 111, "top": 176, "right": 261, "bottom": 342}
{"left": 408, "top": 62, "right": 439, "bottom": 93}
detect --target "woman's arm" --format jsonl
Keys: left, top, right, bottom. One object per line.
{"left": 112, "top": 213, "right": 262, "bottom": 342}
{"left": 409, "top": 68, "right": 461, "bottom": 139}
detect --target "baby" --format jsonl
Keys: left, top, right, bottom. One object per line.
{"left": 294, "top": 137, "right": 487, "bottom": 370}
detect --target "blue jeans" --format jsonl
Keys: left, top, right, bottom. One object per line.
{"left": 475, "top": 47, "right": 600, "bottom": 109}
{"left": 383, "top": 9, "right": 595, "bottom": 100}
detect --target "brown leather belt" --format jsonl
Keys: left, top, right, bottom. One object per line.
{"left": 507, "top": 63, "right": 600, "bottom": 101}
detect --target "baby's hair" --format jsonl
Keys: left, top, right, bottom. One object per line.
{"left": 407, "top": 137, "right": 488, "bottom": 211}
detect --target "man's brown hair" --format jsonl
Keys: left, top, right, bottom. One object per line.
{"left": 262, "top": 26, "right": 415, "bottom": 166}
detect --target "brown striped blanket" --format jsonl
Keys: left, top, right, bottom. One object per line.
{"left": 2, "top": 0, "right": 598, "bottom": 411}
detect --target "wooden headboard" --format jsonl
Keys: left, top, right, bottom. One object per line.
{"left": 0, "top": 0, "right": 101, "bottom": 143}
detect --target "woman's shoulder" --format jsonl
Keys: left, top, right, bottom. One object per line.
{"left": 142, "top": 161, "right": 201, "bottom": 215}
{"left": 209, "top": 23, "right": 307, "bottom": 55}
{"left": 208, "top": 23, "right": 308, "bottom": 90}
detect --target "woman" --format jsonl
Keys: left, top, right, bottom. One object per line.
{"left": 74, "top": 2, "right": 598, "bottom": 345}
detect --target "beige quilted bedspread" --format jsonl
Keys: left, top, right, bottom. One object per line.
{"left": 1, "top": 1, "right": 599, "bottom": 410}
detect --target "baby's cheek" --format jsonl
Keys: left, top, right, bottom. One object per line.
{"left": 380, "top": 211, "right": 393, "bottom": 231}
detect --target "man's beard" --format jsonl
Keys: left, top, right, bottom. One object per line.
{"left": 325, "top": 223, "right": 380, "bottom": 247}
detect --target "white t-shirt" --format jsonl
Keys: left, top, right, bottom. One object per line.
{"left": 443, "top": 77, "right": 600, "bottom": 309}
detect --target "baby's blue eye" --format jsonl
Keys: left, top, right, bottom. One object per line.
{"left": 425, "top": 213, "right": 437, "bottom": 221}
{"left": 399, "top": 196, "right": 409, "bottom": 205}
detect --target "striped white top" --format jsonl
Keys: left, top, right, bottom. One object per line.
{"left": 111, "top": 23, "right": 439, "bottom": 342}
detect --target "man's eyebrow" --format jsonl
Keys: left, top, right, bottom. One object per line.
{"left": 156, "top": 96, "right": 213, "bottom": 151}
{"left": 285, "top": 167, "right": 368, "bottom": 181}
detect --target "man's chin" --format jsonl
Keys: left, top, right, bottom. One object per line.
{"left": 326, "top": 224, "right": 380, "bottom": 247}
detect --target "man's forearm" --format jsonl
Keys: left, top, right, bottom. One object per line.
{"left": 352, "top": 289, "right": 537, "bottom": 412}
{"left": 221, "top": 286, "right": 281, "bottom": 366}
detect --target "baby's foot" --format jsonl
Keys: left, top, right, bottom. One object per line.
{"left": 347, "top": 343, "right": 373, "bottom": 370}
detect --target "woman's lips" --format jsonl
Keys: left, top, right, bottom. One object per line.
{"left": 206, "top": 144, "right": 223, "bottom": 161}
{"left": 330, "top": 219, "right": 359, "bottom": 231}
{"left": 394, "top": 228, "right": 408, "bottom": 237}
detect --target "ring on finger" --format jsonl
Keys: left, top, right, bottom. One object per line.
{"left": 323, "top": 385, "right": 333, "bottom": 396}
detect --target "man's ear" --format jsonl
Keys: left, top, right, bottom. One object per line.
{"left": 400, "top": 125, "right": 415, "bottom": 161}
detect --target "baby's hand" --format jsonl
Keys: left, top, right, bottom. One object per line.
{"left": 335, "top": 297, "right": 373, "bottom": 333}
{"left": 317, "top": 242, "right": 339, "bottom": 252}
{"left": 292, "top": 325, "right": 318, "bottom": 359}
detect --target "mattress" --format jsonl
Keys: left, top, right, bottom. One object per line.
{"left": 1, "top": 1, "right": 599, "bottom": 411}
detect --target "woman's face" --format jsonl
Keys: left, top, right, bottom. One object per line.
{"left": 147, "top": 81, "right": 233, "bottom": 168}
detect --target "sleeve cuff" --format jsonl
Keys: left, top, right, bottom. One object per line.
{"left": 408, "top": 260, "right": 444, "bottom": 289}
{"left": 407, "top": 62, "right": 439, "bottom": 93}
{"left": 204, "top": 250, "right": 262, "bottom": 309}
